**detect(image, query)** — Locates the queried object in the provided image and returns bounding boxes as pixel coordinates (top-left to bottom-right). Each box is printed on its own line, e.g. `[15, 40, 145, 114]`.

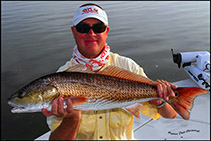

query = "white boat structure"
[171, 49, 210, 91]
[35, 50, 210, 140]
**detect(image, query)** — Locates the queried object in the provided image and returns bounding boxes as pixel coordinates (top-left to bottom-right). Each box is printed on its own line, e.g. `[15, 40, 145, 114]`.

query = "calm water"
[1, 1, 210, 140]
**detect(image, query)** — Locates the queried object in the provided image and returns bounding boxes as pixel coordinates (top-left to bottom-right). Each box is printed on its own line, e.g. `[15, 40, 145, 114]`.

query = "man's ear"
[105, 26, 110, 38]
[71, 26, 75, 38]
[106, 26, 110, 35]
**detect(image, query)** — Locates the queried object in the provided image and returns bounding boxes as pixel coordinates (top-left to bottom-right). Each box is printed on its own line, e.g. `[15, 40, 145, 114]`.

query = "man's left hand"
[149, 80, 178, 106]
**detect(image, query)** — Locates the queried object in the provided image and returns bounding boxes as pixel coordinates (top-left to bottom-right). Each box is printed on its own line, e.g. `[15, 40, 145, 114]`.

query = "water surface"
[1, 1, 210, 140]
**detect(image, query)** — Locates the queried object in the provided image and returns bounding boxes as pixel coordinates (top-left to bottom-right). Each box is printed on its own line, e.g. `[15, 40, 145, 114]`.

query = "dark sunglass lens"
[76, 24, 90, 33]
[93, 24, 106, 33]
[75, 23, 106, 33]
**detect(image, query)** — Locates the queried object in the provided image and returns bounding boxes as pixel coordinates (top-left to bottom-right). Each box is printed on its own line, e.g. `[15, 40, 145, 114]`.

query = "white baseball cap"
[73, 5, 108, 26]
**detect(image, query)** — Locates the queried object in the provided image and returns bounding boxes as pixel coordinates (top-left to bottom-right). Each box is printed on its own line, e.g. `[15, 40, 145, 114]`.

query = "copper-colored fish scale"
[44, 71, 158, 103]
[8, 65, 209, 119]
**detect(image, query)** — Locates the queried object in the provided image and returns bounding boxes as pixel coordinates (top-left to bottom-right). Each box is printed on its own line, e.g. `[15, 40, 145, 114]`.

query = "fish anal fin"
[124, 103, 143, 118]
[98, 66, 155, 85]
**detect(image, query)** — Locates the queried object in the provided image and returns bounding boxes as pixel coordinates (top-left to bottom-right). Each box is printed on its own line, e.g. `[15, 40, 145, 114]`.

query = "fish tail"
[168, 87, 208, 120]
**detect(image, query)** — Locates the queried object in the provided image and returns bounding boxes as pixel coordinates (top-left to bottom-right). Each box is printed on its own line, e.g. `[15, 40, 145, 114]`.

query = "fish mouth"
[8, 101, 26, 113]
[10, 105, 35, 113]
[8, 101, 49, 113]
[11, 107, 25, 112]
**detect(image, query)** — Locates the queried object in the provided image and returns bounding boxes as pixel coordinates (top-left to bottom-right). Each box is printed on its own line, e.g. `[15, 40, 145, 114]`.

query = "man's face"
[71, 18, 110, 58]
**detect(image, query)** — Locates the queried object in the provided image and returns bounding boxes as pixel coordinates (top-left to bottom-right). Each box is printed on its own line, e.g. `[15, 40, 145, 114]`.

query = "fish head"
[8, 81, 60, 113]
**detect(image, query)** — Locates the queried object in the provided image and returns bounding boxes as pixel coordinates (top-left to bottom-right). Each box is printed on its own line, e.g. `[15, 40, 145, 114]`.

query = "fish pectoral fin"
[123, 103, 143, 118]
[67, 96, 88, 106]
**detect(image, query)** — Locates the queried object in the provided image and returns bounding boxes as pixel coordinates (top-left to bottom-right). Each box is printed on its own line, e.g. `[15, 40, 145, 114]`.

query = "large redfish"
[8, 65, 209, 120]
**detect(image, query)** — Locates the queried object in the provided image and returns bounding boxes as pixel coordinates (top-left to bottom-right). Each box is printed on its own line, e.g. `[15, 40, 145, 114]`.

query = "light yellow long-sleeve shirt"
[46, 52, 161, 140]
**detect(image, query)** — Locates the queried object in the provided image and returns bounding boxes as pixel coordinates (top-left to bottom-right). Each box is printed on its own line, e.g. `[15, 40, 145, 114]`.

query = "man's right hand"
[42, 97, 81, 140]
[42, 97, 81, 119]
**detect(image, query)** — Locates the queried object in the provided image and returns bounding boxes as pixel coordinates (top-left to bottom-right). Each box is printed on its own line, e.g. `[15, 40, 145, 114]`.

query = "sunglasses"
[75, 23, 107, 33]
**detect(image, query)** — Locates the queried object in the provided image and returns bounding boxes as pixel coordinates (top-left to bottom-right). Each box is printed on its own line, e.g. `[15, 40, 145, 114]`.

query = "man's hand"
[42, 97, 81, 119]
[149, 80, 178, 118]
[156, 80, 177, 101]
[149, 80, 178, 106]
[42, 97, 81, 140]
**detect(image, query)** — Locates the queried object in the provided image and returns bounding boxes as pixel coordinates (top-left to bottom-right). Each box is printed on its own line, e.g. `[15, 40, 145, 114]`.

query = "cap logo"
[73, 5, 108, 26]
[82, 7, 98, 15]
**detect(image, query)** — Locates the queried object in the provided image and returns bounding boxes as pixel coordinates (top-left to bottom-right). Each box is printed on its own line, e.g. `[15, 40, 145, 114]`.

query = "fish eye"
[18, 91, 26, 98]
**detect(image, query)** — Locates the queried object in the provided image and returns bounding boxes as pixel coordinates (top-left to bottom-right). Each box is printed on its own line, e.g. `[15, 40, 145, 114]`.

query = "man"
[42, 3, 178, 140]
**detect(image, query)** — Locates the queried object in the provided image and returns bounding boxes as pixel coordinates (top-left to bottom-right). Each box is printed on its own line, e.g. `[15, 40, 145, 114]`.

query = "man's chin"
[85, 41, 98, 46]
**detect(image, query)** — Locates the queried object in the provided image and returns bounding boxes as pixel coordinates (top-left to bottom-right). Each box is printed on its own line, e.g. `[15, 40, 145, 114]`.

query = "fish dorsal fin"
[65, 64, 94, 74]
[65, 65, 155, 85]
[97, 66, 156, 85]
